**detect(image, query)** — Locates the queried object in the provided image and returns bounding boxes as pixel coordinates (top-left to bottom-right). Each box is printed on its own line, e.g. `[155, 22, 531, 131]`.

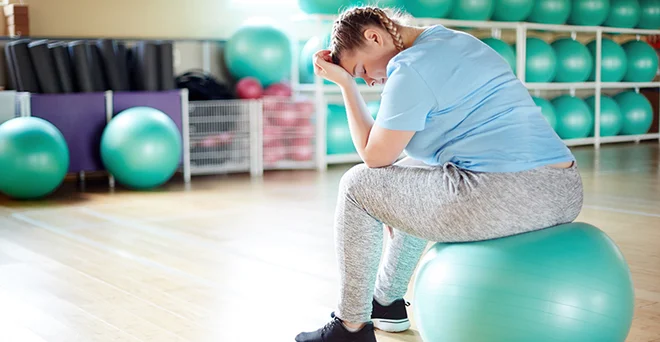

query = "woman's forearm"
[339, 82, 375, 159]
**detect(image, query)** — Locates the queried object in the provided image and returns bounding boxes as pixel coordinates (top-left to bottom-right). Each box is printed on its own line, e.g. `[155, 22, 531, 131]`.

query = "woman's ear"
[363, 28, 383, 47]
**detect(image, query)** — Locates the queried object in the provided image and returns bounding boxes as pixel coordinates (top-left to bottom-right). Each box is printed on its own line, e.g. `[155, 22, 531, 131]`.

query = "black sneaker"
[295, 317, 377, 342]
[371, 298, 411, 332]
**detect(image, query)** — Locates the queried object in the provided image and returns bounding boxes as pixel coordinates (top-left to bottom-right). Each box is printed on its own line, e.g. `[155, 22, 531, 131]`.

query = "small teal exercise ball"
[413, 222, 634, 342]
[605, 0, 642, 28]
[405, 0, 455, 18]
[298, 0, 351, 14]
[224, 23, 292, 87]
[587, 38, 628, 82]
[482, 38, 517, 74]
[568, 0, 610, 26]
[522, 37, 557, 82]
[552, 95, 594, 139]
[101, 107, 182, 190]
[614, 91, 654, 135]
[326, 105, 355, 155]
[532, 96, 557, 131]
[449, 0, 495, 20]
[552, 38, 593, 82]
[492, 0, 534, 21]
[639, 0, 660, 29]
[0, 117, 69, 199]
[585, 95, 624, 137]
[622, 40, 659, 82]
[528, 0, 571, 24]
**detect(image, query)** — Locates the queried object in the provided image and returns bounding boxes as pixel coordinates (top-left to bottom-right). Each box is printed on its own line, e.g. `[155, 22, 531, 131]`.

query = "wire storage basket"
[188, 99, 260, 176]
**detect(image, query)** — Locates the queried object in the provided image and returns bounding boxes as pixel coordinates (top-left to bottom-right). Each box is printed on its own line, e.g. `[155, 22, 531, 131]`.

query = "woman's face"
[338, 28, 399, 87]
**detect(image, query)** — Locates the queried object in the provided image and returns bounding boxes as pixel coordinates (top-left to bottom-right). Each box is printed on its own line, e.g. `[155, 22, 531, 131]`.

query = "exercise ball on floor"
[605, 0, 642, 28]
[101, 107, 182, 190]
[569, 0, 610, 26]
[622, 40, 659, 82]
[405, 0, 455, 18]
[299, 0, 351, 14]
[326, 104, 355, 155]
[413, 222, 634, 342]
[585, 95, 624, 137]
[552, 95, 594, 139]
[532, 96, 557, 131]
[482, 38, 516, 74]
[522, 38, 557, 82]
[0, 117, 69, 200]
[614, 91, 654, 135]
[552, 38, 593, 82]
[528, 0, 571, 24]
[587, 38, 628, 82]
[492, 0, 533, 21]
[639, 0, 660, 29]
[224, 23, 292, 87]
[449, 0, 494, 20]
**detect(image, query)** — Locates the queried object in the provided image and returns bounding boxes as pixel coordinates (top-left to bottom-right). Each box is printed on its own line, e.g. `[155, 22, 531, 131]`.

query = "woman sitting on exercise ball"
[296, 6, 583, 342]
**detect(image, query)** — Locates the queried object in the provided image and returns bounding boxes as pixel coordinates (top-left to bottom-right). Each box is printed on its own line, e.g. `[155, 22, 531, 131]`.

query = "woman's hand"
[313, 50, 353, 87]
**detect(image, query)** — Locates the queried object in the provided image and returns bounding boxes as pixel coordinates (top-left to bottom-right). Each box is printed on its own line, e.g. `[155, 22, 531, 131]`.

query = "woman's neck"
[399, 25, 427, 49]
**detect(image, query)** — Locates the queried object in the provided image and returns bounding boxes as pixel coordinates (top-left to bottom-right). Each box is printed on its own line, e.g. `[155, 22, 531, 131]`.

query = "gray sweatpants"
[334, 158, 583, 323]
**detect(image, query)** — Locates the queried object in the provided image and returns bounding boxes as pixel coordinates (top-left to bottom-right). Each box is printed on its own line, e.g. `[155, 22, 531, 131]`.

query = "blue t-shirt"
[375, 25, 575, 173]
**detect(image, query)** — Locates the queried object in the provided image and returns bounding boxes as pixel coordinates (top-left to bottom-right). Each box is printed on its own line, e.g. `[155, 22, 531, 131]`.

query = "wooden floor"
[0, 142, 659, 342]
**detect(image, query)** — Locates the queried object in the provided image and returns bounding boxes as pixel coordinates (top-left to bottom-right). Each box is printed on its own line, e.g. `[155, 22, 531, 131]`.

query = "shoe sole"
[372, 318, 410, 333]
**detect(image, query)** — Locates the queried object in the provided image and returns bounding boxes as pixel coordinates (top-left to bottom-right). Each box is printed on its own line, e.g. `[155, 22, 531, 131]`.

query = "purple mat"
[30, 93, 107, 172]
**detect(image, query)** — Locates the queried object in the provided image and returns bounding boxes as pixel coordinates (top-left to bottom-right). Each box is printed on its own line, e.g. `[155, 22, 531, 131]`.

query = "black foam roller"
[68, 41, 95, 93]
[158, 41, 175, 90]
[28, 40, 61, 94]
[4, 44, 19, 90]
[88, 43, 108, 91]
[135, 41, 159, 91]
[96, 39, 126, 91]
[127, 45, 138, 91]
[48, 42, 76, 93]
[116, 42, 131, 91]
[7, 40, 40, 93]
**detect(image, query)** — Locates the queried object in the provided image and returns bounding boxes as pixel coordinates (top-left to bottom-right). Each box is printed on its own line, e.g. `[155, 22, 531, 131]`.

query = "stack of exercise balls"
[327, 101, 379, 155]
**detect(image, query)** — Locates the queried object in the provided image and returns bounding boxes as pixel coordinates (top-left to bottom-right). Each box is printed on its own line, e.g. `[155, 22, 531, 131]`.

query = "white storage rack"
[289, 14, 660, 167]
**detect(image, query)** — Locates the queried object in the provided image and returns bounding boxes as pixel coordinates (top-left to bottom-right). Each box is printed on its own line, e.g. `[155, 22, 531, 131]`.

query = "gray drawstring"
[442, 162, 483, 196]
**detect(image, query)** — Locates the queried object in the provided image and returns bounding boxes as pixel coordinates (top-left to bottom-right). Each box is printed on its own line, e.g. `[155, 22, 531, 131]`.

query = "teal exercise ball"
[413, 222, 634, 342]
[350, 0, 404, 7]
[587, 38, 628, 82]
[326, 105, 355, 155]
[523, 38, 557, 82]
[405, 0, 454, 18]
[552, 38, 593, 82]
[639, 0, 660, 29]
[101, 107, 182, 190]
[528, 0, 571, 24]
[492, 0, 534, 21]
[585, 95, 624, 137]
[482, 38, 516, 73]
[449, 0, 495, 20]
[300, 34, 331, 84]
[552, 95, 594, 139]
[605, 0, 642, 28]
[299, 0, 351, 14]
[0, 117, 69, 200]
[622, 40, 659, 82]
[532, 96, 558, 131]
[614, 91, 654, 135]
[224, 23, 292, 87]
[569, 0, 610, 26]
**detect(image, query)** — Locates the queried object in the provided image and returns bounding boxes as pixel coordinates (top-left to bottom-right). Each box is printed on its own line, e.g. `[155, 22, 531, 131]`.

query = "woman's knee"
[338, 164, 374, 199]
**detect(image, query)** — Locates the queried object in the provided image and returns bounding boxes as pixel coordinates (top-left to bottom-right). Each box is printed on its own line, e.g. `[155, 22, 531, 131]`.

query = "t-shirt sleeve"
[375, 64, 437, 132]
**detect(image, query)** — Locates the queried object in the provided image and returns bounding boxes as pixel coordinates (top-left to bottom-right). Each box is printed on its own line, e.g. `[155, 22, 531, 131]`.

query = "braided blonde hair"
[330, 6, 409, 65]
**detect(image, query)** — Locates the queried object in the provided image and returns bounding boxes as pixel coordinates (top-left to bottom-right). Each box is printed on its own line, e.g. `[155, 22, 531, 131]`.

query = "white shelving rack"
[290, 14, 660, 166]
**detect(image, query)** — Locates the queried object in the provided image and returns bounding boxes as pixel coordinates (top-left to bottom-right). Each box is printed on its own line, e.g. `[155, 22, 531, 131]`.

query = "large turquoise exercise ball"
[300, 34, 331, 84]
[101, 107, 182, 190]
[492, 0, 534, 21]
[532, 96, 558, 131]
[523, 38, 557, 82]
[449, 0, 495, 20]
[299, 0, 351, 14]
[528, 0, 571, 24]
[351, 0, 404, 8]
[405, 0, 455, 18]
[552, 38, 593, 82]
[568, 0, 610, 26]
[639, 0, 660, 29]
[413, 222, 634, 342]
[224, 23, 292, 87]
[587, 38, 628, 82]
[585, 95, 624, 137]
[614, 91, 654, 135]
[622, 40, 659, 82]
[552, 95, 594, 139]
[0, 117, 69, 200]
[327, 105, 354, 155]
[482, 38, 516, 73]
[605, 0, 642, 28]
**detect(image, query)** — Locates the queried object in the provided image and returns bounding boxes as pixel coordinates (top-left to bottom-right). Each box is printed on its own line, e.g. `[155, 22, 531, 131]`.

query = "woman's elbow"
[363, 156, 395, 168]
